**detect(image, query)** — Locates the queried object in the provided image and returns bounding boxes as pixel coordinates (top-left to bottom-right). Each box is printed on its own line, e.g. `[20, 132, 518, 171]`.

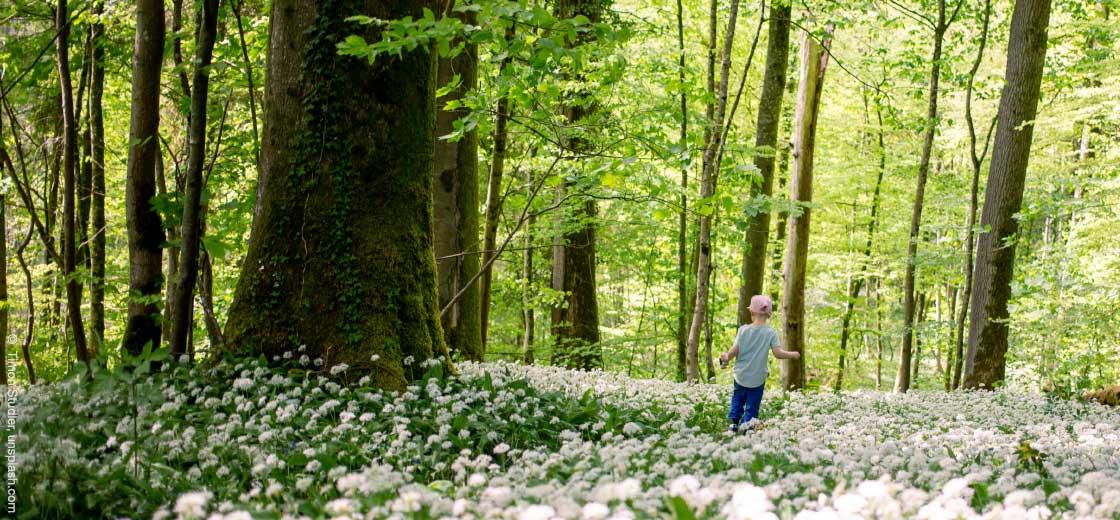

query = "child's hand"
[790, 351, 801, 360]
[719, 353, 729, 367]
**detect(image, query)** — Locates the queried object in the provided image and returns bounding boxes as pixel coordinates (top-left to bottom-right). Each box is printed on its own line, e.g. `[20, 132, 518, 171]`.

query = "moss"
[223, 0, 448, 389]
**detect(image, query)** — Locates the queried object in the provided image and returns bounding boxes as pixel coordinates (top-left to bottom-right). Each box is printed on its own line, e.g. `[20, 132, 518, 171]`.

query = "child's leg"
[740, 384, 765, 425]
[727, 382, 749, 426]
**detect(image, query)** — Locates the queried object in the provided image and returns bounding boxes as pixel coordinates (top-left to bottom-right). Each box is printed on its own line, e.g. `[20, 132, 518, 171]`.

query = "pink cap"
[749, 295, 773, 316]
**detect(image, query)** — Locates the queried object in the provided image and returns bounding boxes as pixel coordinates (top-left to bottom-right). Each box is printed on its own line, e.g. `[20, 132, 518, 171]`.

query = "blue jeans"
[728, 381, 765, 426]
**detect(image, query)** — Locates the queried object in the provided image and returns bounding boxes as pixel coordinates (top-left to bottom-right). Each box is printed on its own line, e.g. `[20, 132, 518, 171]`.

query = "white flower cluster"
[15, 359, 1120, 519]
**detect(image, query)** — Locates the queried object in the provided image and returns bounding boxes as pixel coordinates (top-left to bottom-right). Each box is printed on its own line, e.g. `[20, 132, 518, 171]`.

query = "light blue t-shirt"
[733, 324, 780, 388]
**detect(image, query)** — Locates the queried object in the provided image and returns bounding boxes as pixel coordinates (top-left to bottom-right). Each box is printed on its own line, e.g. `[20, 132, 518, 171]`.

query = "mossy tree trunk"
[964, 0, 1052, 390]
[224, 0, 447, 390]
[433, 10, 482, 361]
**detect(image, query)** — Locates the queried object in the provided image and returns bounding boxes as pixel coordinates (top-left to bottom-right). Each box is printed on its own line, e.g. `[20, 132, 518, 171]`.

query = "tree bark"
[522, 169, 535, 364]
[122, 0, 166, 356]
[964, 0, 1053, 390]
[780, 28, 830, 392]
[737, 1, 791, 323]
[169, 0, 220, 359]
[57, 0, 92, 368]
[897, 0, 956, 393]
[433, 13, 482, 361]
[674, 0, 689, 383]
[552, 0, 603, 370]
[911, 291, 928, 386]
[685, 0, 741, 382]
[224, 0, 446, 389]
[89, 0, 106, 354]
[954, 0, 992, 390]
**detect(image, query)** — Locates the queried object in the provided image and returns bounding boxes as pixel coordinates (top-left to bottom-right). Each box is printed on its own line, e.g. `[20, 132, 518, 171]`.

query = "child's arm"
[772, 347, 801, 360]
[769, 330, 801, 360]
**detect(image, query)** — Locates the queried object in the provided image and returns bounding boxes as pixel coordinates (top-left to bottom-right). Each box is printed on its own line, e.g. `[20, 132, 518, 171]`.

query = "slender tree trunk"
[169, 0, 220, 359]
[522, 168, 535, 364]
[872, 276, 883, 390]
[911, 291, 927, 385]
[231, 0, 260, 156]
[122, 0, 166, 356]
[954, 0, 992, 390]
[172, 0, 191, 100]
[89, 0, 106, 354]
[964, 0, 1053, 389]
[57, 0, 92, 368]
[14, 225, 36, 384]
[224, 0, 446, 389]
[897, 0, 956, 393]
[780, 28, 830, 392]
[686, 0, 741, 382]
[835, 96, 887, 391]
[944, 283, 957, 390]
[675, 0, 689, 383]
[480, 27, 515, 350]
[738, 1, 791, 322]
[433, 11, 482, 361]
[78, 35, 93, 279]
[199, 247, 223, 350]
[704, 279, 715, 382]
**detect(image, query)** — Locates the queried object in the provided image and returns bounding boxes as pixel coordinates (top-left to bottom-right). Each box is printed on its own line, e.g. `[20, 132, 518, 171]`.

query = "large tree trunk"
[685, 0, 741, 382]
[169, 0, 220, 359]
[780, 29, 830, 392]
[123, 0, 166, 356]
[552, 0, 603, 370]
[224, 0, 446, 389]
[89, 0, 107, 354]
[964, 0, 1053, 389]
[433, 17, 482, 361]
[954, 0, 992, 390]
[57, 0, 92, 368]
[737, 0, 791, 323]
[897, 0, 956, 393]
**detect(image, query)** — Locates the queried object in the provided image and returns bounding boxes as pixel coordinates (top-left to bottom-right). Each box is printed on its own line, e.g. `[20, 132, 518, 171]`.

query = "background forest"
[1, 0, 1118, 394]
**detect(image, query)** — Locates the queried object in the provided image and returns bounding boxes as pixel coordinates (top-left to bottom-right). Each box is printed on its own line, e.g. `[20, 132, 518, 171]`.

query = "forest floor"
[13, 357, 1120, 519]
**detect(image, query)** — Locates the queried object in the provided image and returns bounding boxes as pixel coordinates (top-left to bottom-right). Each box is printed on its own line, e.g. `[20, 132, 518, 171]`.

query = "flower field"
[13, 358, 1120, 519]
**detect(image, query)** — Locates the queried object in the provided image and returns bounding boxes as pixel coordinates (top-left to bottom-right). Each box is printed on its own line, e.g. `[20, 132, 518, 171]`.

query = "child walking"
[719, 295, 800, 433]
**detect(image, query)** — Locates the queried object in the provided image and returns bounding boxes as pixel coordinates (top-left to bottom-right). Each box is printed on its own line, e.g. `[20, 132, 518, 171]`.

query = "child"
[718, 295, 800, 433]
